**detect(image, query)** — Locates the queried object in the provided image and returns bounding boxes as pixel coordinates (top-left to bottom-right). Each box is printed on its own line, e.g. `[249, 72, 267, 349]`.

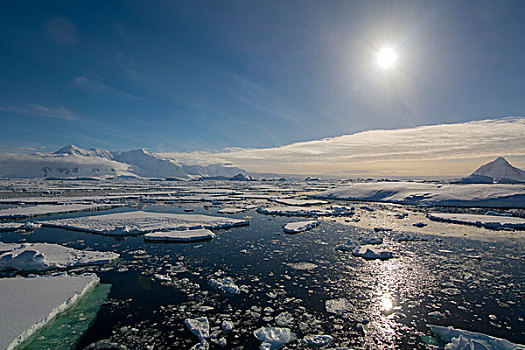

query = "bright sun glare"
[376, 47, 397, 69]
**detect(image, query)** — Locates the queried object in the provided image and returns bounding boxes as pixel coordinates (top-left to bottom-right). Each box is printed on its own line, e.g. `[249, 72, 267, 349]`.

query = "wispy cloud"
[73, 76, 145, 101]
[0, 104, 81, 121]
[160, 117, 525, 176]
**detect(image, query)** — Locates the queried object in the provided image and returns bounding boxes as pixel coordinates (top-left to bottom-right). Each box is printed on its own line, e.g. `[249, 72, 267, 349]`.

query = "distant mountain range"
[0, 145, 252, 180]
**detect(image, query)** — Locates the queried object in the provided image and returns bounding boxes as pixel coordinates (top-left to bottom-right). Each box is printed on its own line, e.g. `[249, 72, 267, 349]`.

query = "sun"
[376, 47, 398, 69]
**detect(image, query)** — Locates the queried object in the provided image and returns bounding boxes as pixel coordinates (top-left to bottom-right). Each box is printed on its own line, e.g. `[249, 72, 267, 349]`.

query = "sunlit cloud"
[160, 117, 525, 177]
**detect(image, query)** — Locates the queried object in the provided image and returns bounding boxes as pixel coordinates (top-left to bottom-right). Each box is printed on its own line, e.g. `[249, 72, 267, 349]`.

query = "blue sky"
[1, 0, 524, 154]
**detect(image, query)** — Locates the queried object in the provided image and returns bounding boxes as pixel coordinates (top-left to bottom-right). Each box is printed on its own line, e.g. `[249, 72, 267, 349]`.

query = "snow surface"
[0, 203, 122, 219]
[429, 325, 525, 350]
[42, 210, 249, 235]
[313, 182, 525, 208]
[253, 327, 297, 350]
[428, 213, 525, 230]
[0, 242, 119, 271]
[257, 206, 354, 217]
[144, 228, 216, 242]
[283, 220, 319, 233]
[0, 273, 99, 350]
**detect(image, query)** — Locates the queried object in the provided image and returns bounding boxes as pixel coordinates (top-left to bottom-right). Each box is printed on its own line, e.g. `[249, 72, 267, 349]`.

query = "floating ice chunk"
[0, 242, 119, 272]
[0, 273, 100, 350]
[217, 207, 247, 214]
[221, 320, 234, 334]
[428, 311, 445, 319]
[258, 206, 354, 217]
[335, 240, 358, 252]
[189, 341, 209, 350]
[283, 262, 318, 270]
[429, 325, 525, 350]
[209, 277, 241, 295]
[428, 213, 525, 230]
[144, 228, 216, 242]
[253, 327, 297, 350]
[271, 198, 328, 206]
[0, 204, 122, 219]
[352, 246, 393, 260]
[275, 312, 294, 326]
[283, 220, 319, 233]
[360, 237, 382, 245]
[42, 210, 249, 235]
[184, 317, 210, 341]
[303, 334, 333, 347]
[0, 222, 41, 232]
[325, 298, 352, 315]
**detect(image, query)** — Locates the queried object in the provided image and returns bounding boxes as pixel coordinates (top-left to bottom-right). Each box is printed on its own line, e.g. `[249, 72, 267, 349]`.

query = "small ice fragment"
[253, 327, 297, 349]
[303, 334, 333, 347]
[325, 298, 352, 315]
[184, 317, 210, 341]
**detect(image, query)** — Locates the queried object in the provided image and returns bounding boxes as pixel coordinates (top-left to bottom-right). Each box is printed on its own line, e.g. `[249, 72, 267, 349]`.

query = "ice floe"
[184, 317, 210, 341]
[42, 210, 248, 235]
[0, 203, 122, 219]
[209, 277, 242, 295]
[325, 298, 352, 315]
[428, 213, 525, 230]
[144, 228, 216, 242]
[253, 326, 297, 349]
[257, 206, 354, 217]
[429, 325, 525, 350]
[0, 273, 99, 350]
[303, 334, 333, 347]
[271, 198, 328, 206]
[217, 207, 247, 214]
[352, 245, 394, 260]
[0, 242, 119, 272]
[0, 222, 41, 232]
[283, 220, 319, 233]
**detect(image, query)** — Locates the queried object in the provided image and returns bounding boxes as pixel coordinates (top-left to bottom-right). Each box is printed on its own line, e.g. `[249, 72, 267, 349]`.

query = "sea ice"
[0, 222, 41, 232]
[271, 198, 328, 206]
[221, 320, 234, 333]
[144, 228, 216, 242]
[184, 317, 210, 341]
[217, 207, 247, 214]
[209, 277, 241, 295]
[0, 273, 100, 350]
[325, 298, 352, 315]
[303, 334, 333, 347]
[0, 242, 119, 272]
[427, 213, 525, 230]
[257, 206, 354, 217]
[253, 327, 297, 350]
[283, 220, 319, 233]
[275, 312, 294, 326]
[0, 203, 122, 219]
[352, 246, 394, 260]
[429, 325, 525, 350]
[42, 210, 249, 235]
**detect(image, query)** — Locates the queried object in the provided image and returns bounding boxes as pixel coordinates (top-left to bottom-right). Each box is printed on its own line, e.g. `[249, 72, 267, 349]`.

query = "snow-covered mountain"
[0, 145, 249, 179]
[471, 157, 525, 182]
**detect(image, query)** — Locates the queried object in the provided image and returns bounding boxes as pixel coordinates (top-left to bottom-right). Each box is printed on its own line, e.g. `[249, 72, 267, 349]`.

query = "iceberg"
[184, 317, 210, 341]
[209, 277, 241, 295]
[253, 327, 297, 350]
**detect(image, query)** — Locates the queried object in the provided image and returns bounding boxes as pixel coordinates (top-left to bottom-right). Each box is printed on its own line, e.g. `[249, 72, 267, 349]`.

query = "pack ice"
[0, 242, 119, 272]
[428, 213, 525, 230]
[144, 228, 216, 242]
[42, 210, 249, 235]
[0, 203, 122, 219]
[430, 325, 525, 350]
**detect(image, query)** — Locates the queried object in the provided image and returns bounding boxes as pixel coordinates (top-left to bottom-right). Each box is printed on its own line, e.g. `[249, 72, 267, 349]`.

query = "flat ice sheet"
[42, 210, 249, 235]
[428, 213, 525, 230]
[0, 204, 121, 219]
[0, 242, 119, 271]
[0, 273, 99, 350]
[144, 229, 216, 242]
[313, 182, 525, 208]
[271, 198, 328, 206]
[257, 206, 354, 217]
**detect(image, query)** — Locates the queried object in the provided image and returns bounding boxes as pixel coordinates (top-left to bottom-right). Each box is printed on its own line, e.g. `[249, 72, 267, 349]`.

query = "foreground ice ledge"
[41, 210, 249, 235]
[0, 273, 100, 350]
[429, 325, 525, 350]
[0, 242, 119, 272]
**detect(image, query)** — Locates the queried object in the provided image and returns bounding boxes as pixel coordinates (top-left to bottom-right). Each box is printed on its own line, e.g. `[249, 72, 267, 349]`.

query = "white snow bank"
[0, 242, 119, 272]
[352, 245, 394, 260]
[144, 228, 216, 242]
[257, 206, 354, 217]
[428, 213, 525, 230]
[253, 327, 297, 349]
[283, 220, 319, 233]
[0, 273, 99, 350]
[0, 203, 122, 219]
[42, 210, 249, 235]
[429, 325, 525, 350]
[271, 198, 328, 206]
[313, 182, 525, 208]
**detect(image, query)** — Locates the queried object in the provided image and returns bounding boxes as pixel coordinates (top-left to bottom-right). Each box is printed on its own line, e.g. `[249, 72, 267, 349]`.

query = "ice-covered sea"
[0, 179, 524, 349]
